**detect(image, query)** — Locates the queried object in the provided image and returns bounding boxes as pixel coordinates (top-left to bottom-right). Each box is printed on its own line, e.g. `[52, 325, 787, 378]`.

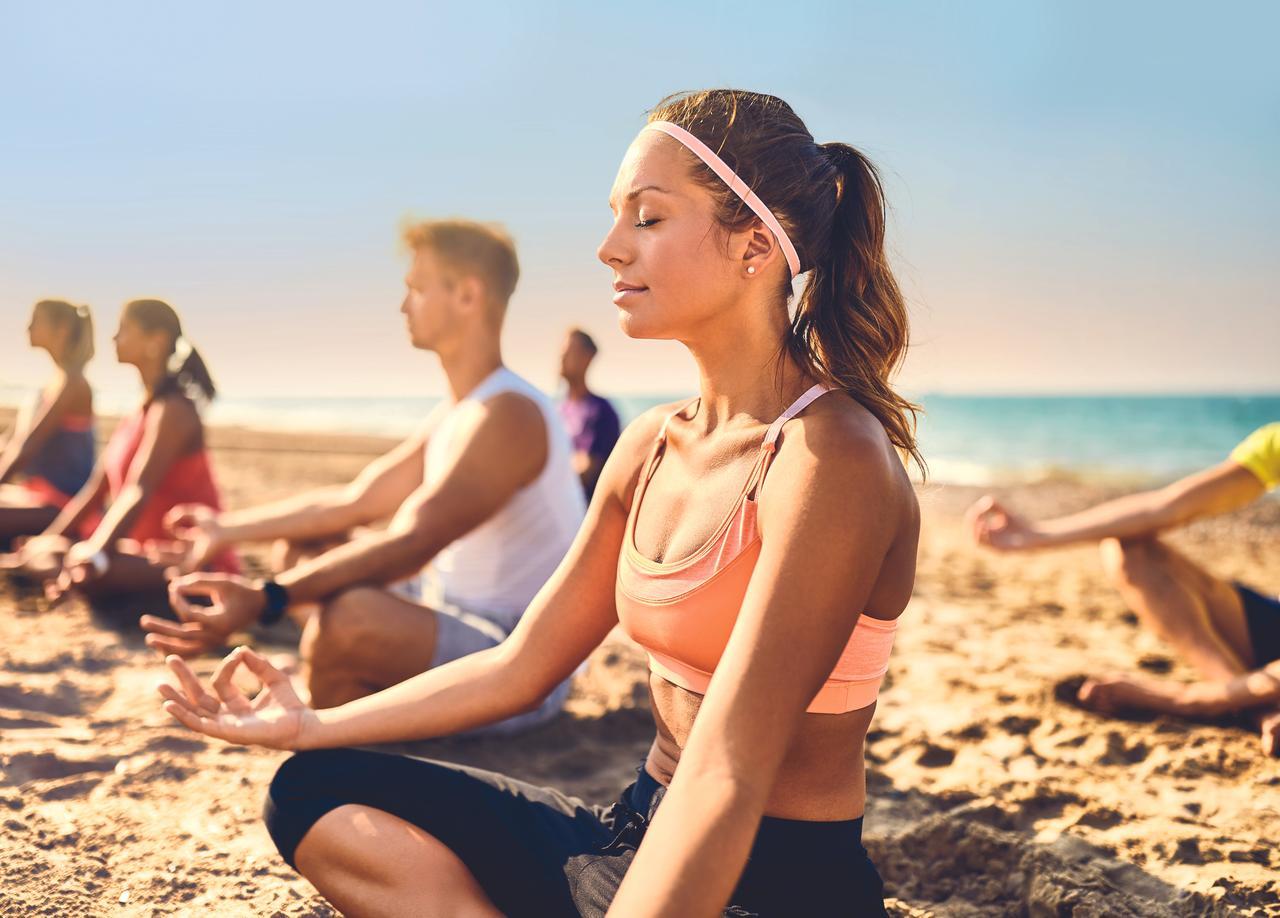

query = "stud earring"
[746, 266, 756, 275]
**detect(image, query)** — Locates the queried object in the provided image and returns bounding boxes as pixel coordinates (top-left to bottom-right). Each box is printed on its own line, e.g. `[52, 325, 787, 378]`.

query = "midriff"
[643, 674, 875, 820]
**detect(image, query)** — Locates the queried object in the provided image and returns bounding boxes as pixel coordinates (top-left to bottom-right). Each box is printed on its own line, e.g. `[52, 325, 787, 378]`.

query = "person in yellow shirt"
[967, 423, 1280, 755]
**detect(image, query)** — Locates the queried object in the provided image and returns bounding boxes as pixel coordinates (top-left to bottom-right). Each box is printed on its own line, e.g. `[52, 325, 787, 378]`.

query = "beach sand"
[1, 410, 1277, 915]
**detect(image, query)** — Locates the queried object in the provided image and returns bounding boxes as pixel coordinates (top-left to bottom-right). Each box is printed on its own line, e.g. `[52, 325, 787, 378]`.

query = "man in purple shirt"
[558, 328, 621, 499]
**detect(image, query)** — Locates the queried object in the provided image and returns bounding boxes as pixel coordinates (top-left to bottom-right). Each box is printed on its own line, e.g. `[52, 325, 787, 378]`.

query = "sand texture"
[1, 414, 1277, 916]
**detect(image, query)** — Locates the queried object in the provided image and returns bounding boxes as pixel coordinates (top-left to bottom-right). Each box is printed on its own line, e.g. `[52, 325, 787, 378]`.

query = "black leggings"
[264, 748, 887, 917]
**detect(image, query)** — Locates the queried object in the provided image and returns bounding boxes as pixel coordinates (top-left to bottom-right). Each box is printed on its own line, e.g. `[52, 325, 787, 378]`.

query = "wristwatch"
[259, 580, 291, 626]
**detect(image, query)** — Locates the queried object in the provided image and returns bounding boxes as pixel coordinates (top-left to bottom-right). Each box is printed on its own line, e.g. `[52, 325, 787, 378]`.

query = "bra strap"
[762, 384, 833, 453]
[657, 397, 700, 443]
[642, 397, 699, 488]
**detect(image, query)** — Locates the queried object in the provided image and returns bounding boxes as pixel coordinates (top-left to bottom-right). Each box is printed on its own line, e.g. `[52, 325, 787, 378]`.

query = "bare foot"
[1077, 675, 1134, 714]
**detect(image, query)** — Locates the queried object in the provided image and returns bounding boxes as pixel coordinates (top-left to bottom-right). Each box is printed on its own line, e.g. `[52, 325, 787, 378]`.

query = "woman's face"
[597, 132, 746, 341]
[112, 314, 163, 367]
[27, 307, 58, 350]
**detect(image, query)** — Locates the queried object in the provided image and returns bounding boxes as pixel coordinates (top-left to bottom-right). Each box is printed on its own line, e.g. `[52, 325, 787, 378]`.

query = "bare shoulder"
[144, 393, 203, 449]
[765, 391, 918, 515]
[149, 392, 201, 428]
[597, 400, 689, 508]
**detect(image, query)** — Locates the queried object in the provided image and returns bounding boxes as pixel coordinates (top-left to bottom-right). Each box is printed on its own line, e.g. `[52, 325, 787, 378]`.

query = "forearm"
[276, 525, 437, 607]
[0, 442, 23, 483]
[608, 771, 759, 917]
[47, 479, 104, 538]
[304, 642, 545, 748]
[0, 417, 56, 483]
[1032, 489, 1174, 548]
[217, 486, 367, 545]
[85, 485, 148, 550]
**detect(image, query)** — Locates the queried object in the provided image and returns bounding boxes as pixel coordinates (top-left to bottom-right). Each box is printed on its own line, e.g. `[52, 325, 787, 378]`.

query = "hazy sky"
[2, 1, 1277, 401]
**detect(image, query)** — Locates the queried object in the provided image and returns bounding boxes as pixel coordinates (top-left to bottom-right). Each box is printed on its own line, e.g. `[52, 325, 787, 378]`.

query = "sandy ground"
[1, 411, 1277, 916]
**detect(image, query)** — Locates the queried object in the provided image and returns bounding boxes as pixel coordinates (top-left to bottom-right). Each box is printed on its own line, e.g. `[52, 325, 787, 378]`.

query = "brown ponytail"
[647, 90, 924, 474]
[123, 299, 218, 403]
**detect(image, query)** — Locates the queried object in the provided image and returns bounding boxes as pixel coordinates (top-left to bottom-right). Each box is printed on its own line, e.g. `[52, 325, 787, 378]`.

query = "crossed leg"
[294, 805, 502, 918]
[1097, 536, 1253, 678]
[300, 586, 440, 708]
[1082, 536, 1280, 754]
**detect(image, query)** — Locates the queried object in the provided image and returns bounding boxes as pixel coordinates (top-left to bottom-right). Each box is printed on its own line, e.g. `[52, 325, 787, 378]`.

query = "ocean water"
[2, 383, 1275, 486]
[915, 394, 1279, 485]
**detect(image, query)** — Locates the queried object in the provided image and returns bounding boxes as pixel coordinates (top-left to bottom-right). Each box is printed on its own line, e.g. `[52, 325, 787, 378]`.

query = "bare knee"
[294, 805, 500, 917]
[1099, 537, 1164, 586]
[303, 588, 386, 706]
[311, 588, 386, 656]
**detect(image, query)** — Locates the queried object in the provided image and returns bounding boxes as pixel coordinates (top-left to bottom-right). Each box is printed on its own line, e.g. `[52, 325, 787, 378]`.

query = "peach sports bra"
[615, 385, 899, 715]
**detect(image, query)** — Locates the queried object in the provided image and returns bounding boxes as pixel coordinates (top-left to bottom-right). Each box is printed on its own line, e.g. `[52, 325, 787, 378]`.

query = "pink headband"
[644, 120, 802, 277]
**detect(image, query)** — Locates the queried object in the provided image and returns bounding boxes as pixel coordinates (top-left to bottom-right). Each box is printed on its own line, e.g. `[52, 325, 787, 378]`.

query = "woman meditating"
[3, 298, 237, 604]
[0, 300, 96, 546]
[157, 89, 921, 916]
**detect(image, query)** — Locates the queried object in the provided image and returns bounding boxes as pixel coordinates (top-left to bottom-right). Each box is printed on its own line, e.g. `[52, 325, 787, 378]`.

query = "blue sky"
[2, 1, 1277, 400]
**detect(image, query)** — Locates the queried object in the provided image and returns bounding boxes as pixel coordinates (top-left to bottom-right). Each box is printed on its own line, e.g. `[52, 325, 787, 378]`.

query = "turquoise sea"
[2, 385, 1276, 486]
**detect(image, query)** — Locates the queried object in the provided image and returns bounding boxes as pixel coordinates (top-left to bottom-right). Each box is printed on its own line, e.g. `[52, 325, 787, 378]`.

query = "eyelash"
[635, 218, 660, 228]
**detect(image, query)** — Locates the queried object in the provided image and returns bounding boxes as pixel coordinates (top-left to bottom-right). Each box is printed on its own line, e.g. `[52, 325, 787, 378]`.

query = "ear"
[456, 275, 487, 315]
[741, 220, 779, 276]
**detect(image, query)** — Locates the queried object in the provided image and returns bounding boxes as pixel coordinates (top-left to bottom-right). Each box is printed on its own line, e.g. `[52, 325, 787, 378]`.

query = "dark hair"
[568, 327, 598, 356]
[648, 90, 923, 474]
[123, 299, 217, 403]
[34, 299, 95, 370]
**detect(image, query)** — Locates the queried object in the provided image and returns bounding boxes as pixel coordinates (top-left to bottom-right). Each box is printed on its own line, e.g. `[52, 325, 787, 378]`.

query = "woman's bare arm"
[159, 408, 672, 750]
[0, 378, 82, 484]
[608, 411, 914, 917]
[79, 397, 200, 553]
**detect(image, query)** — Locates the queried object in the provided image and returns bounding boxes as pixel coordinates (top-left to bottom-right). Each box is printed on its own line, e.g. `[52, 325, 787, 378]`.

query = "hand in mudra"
[157, 646, 315, 750]
[965, 494, 1042, 551]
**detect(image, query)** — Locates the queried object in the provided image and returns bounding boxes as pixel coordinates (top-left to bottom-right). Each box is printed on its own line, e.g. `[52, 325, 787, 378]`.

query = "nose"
[596, 218, 629, 268]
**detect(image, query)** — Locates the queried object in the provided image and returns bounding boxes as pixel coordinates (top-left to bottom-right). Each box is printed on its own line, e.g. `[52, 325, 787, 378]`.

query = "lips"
[612, 280, 647, 293]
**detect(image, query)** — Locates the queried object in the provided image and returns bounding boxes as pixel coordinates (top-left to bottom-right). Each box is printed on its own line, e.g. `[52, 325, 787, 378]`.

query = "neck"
[682, 298, 810, 435]
[44, 349, 69, 376]
[138, 359, 168, 400]
[565, 376, 591, 400]
[436, 331, 504, 402]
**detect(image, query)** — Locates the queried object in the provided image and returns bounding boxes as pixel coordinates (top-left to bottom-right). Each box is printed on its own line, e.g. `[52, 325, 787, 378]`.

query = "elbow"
[671, 754, 770, 807]
[396, 521, 441, 562]
[489, 639, 571, 716]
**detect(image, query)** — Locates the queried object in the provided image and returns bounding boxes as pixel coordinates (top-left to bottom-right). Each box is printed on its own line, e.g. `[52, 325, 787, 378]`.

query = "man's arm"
[275, 392, 547, 607]
[970, 459, 1266, 551]
[155, 407, 672, 748]
[213, 427, 431, 545]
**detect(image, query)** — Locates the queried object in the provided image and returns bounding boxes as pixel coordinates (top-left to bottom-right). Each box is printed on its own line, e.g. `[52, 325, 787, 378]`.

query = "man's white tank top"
[420, 366, 586, 629]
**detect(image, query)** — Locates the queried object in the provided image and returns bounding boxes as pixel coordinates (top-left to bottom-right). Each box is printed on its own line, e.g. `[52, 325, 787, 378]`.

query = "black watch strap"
[260, 580, 291, 627]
